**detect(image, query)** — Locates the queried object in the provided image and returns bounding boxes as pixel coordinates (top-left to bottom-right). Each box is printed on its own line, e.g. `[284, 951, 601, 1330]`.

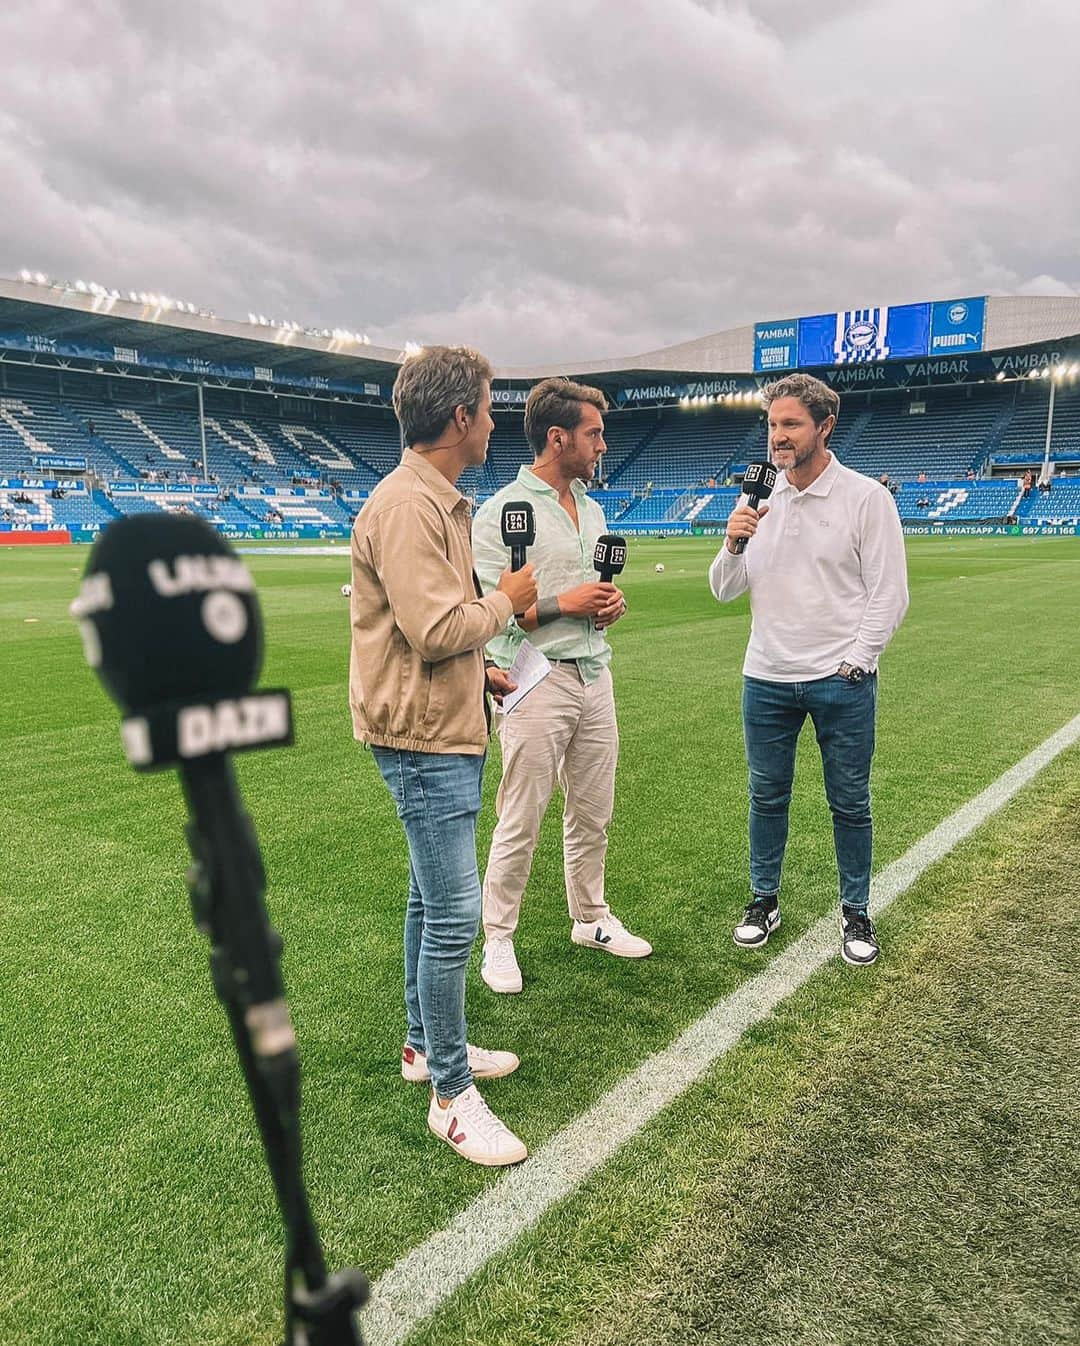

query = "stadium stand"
[2, 347, 1079, 540]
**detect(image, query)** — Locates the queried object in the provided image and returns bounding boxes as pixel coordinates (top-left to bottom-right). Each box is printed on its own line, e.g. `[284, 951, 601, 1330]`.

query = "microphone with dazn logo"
[501, 500, 536, 617]
[732, 461, 777, 555]
[593, 534, 628, 630]
[593, 533, 627, 583]
[70, 513, 367, 1346]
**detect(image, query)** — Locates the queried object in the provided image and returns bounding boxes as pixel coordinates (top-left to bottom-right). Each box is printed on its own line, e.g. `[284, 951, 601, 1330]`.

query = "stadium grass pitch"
[1, 536, 1078, 1346]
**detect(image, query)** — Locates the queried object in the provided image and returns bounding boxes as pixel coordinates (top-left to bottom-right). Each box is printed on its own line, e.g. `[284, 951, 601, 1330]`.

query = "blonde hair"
[392, 345, 493, 447]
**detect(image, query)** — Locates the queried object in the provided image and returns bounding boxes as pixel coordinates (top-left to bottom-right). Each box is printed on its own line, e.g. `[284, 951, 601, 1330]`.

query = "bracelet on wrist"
[535, 595, 562, 626]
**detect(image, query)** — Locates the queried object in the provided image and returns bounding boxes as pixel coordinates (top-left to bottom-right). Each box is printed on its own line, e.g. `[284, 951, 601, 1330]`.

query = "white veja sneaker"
[427, 1084, 528, 1166]
[481, 937, 523, 993]
[571, 914, 653, 959]
[401, 1042, 520, 1083]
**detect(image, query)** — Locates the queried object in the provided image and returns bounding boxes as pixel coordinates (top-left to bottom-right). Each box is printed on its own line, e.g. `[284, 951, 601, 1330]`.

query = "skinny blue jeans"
[742, 674, 877, 911]
[371, 747, 485, 1099]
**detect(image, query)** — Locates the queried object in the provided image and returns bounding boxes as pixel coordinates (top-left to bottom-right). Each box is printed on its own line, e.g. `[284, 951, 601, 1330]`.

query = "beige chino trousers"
[482, 664, 618, 942]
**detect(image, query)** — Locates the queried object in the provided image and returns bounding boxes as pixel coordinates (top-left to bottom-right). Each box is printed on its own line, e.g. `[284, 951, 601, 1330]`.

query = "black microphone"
[732, 460, 777, 555]
[70, 513, 366, 1345]
[500, 500, 536, 571]
[593, 533, 627, 584]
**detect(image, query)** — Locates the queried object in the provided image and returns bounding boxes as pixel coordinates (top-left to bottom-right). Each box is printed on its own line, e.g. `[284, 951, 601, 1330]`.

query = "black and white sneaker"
[733, 898, 781, 949]
[840, 906, 879, 966]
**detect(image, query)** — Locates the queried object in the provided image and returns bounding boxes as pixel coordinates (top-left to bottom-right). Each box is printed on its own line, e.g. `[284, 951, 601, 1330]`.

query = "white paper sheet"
[498, 638, 552, 714]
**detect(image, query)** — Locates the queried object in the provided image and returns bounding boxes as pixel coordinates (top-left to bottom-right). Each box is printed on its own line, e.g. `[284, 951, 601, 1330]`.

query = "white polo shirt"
[709, 453, 909, 682]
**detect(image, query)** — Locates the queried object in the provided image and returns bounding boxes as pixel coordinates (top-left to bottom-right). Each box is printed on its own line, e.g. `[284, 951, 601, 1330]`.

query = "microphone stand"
[181, 755, 368, 1346]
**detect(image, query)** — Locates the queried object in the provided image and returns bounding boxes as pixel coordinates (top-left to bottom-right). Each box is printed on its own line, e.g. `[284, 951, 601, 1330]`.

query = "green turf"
[1, 536, 1077, 1345]
[413, 745, 1080, 1346]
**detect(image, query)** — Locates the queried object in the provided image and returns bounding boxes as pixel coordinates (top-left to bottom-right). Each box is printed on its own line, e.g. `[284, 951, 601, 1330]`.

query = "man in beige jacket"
[350, 345, 536, 1166]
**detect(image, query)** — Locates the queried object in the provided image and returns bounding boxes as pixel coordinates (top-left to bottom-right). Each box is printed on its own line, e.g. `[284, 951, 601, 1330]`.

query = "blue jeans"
[742, 674, 877, 911]
[371, 747, 485, 1099]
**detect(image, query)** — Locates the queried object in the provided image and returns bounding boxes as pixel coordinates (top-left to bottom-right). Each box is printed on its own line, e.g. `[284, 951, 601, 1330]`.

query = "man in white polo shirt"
[473, 377, 652, 993]
[710, 372, 908, 966]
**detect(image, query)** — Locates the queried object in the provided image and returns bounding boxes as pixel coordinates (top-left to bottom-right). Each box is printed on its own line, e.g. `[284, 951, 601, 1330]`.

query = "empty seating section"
[0, 392, 100, 474]
[993, 384, 1080, 465]
[1, 369, 1078, 536]
[894, 480, 1020, 522]
[615, 408, 759, 489]
[835, 388, 1004, 480]
[1021, 478, 1080, 522]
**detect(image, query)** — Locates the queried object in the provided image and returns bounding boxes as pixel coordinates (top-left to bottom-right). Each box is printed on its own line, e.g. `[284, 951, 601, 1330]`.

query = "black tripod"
[182, 758, 368, 1346]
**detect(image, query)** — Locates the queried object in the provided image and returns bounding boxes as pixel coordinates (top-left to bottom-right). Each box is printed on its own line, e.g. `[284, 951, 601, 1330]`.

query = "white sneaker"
[401, 1042, 520, 1083]
[571, 914, 652, 959]
[427, 1084, 528, 1166]
[481, 937, 523, 993]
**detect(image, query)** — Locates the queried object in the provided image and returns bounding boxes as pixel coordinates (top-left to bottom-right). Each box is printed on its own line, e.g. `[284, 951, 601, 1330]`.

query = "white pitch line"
[362, 710, 1080, 1346]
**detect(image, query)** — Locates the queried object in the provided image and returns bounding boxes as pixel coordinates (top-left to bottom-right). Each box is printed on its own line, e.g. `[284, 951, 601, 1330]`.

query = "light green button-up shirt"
[472, 466, 613, 686]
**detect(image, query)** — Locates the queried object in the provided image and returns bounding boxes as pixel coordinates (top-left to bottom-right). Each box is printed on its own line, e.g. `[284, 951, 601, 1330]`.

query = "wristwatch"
[837, 661, 866, 683]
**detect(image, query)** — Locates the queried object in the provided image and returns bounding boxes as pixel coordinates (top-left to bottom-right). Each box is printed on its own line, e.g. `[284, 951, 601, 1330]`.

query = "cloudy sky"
[2, 0, 1077, 365]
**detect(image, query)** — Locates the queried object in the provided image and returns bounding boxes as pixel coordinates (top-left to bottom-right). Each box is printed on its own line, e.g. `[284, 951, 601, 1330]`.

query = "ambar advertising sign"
[753, 319, 798, 372]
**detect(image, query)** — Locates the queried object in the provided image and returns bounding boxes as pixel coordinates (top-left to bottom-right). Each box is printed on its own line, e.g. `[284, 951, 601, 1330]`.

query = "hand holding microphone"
[592, 534, 628, 629]
[727, 461, 777, 555]
[499, 500, 538, 618]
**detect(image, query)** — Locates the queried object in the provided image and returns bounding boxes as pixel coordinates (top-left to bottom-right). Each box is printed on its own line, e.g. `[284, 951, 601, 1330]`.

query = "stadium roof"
[2, 276, 1078, 389]
[0, 276, 404, 387]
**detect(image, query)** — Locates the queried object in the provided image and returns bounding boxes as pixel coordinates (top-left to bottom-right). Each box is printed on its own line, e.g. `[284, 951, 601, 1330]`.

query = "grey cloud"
[1, 0, 1077, 364]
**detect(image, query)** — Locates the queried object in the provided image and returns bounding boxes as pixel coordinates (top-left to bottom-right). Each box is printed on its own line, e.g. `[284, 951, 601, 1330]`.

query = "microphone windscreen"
[742, 461, 777, 500]
[593, 534, 628, 576]
[72, 514, 262, 715]
[500, 500, 536, 548]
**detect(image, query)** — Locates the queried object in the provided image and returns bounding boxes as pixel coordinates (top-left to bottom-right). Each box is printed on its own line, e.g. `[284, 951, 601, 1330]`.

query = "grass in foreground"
[0, 536, 1077, 1344]
[414, 749, 1080, 1346]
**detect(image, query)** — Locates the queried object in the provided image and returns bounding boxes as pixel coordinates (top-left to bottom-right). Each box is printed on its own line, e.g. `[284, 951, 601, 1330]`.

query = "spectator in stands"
[710, 372, 908, 968]
[473, 377, 650, 999]
[965, 468, 976, 480]
[917, 470, 927, 484]
[349, 344, 536, 1167]
[1022, 469, 1034, 497]
[878, 472, 890, 490]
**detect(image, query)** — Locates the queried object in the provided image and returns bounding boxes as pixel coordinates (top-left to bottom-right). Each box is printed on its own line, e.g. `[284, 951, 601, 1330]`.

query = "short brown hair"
[762, 372, 840, 440]
[523, 377, 608, 456]
[392, 345, 493, 448]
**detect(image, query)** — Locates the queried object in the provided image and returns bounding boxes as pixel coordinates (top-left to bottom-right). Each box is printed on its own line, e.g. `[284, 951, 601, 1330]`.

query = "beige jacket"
[349, 449, 513, 754]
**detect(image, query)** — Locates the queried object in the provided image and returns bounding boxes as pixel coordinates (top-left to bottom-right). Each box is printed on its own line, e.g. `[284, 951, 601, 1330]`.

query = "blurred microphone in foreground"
[71, 512, 367, 1346]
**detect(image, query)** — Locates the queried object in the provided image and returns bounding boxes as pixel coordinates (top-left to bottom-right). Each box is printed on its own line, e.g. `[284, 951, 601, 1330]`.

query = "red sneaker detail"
[447, 1117, 466, 1145]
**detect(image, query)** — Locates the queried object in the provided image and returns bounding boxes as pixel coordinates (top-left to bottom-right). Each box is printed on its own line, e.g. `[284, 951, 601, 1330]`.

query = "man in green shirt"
[473, 378, 653, 993]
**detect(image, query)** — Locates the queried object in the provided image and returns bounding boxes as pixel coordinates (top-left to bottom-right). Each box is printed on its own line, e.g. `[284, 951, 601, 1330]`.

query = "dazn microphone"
[501, 500, 536, 618]
[500, 499, 536, 571]
[593, 533, 627, 584]
[732, 461, 777, 555]
[71, 513, 366, 1346]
